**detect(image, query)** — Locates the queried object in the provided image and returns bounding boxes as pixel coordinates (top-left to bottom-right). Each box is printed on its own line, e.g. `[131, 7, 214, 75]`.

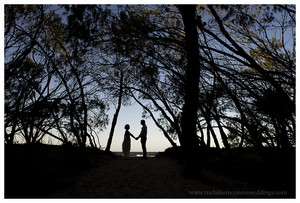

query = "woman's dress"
[122, 130, 131, 157]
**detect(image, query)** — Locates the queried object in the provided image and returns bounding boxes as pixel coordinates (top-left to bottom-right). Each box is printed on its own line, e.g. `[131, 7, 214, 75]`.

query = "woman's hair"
[125, 124, 130, 130]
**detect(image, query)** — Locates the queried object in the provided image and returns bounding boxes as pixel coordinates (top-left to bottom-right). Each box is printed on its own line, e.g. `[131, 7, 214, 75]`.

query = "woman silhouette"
[122, 124, 136, 158]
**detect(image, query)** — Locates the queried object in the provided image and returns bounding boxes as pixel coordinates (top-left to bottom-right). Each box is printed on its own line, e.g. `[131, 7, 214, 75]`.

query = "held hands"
[130, 134, 138, 140]
[131, 135, 139, 140]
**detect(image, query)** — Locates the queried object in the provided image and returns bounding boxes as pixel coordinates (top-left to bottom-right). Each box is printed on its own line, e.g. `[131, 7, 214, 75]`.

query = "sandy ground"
[50, 156, 257, 198]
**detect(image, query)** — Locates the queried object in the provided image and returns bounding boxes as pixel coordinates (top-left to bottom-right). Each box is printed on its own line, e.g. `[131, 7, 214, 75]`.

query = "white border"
[1, 1, 298, 202]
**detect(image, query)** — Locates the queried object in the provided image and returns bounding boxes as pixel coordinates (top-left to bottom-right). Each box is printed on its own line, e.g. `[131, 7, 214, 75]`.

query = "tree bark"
[178, 5, 202, 178]
[105, 70, 124, 152]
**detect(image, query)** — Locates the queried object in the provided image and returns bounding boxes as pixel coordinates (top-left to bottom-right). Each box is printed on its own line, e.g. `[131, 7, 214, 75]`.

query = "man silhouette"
[136, 120, 147, 159]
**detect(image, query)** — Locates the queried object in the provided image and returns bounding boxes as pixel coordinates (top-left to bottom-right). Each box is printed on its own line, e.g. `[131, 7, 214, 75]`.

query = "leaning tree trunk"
[178, 5, 202, 178]
[105, 70, 124, 152]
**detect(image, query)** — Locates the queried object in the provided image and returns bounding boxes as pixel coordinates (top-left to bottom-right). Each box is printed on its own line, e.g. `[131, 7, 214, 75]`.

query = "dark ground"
[4, 144, 296, 198]
[5, 143, 113, 198]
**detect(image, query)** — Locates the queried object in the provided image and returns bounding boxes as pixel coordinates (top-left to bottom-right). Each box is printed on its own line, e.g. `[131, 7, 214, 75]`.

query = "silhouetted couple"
[122, 120, 147, 159]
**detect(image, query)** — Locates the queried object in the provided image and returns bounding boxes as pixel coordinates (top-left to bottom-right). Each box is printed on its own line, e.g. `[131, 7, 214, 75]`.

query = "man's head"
[140, 120, 145, 125]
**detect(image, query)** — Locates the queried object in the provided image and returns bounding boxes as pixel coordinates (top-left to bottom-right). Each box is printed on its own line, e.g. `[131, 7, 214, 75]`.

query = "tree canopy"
[5, 4, 295, 150]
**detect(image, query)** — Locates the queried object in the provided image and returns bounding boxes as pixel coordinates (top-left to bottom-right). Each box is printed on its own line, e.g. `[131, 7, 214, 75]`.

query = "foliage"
[5, 4, 295, 149]
[5, 5, 108, 147]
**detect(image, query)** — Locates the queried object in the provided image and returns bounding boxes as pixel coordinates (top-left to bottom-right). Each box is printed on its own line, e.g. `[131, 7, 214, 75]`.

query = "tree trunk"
[206, 123, 211, 148]
[208, 5, 294, 116]
[178, 5, 202, 178]
[105, 70, 124, 152]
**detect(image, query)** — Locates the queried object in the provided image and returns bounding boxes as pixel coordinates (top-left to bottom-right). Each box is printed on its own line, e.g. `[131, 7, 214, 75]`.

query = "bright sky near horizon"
[101, 102, 180, 152]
